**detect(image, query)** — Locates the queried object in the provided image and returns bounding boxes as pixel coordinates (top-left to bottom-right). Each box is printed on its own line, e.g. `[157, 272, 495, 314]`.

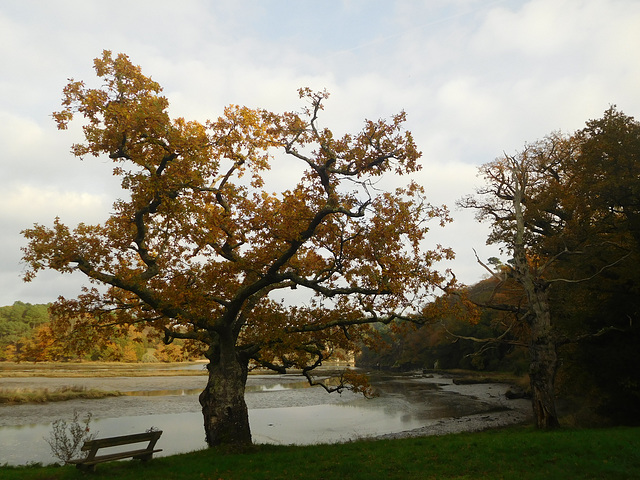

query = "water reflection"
[0, 401, 439, 466]
[246, 380, 312, 392]
[0, 414, 205, 466]
[120, 378, 315, 396]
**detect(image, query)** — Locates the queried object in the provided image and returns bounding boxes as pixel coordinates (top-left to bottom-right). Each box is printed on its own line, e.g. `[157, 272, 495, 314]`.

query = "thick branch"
[284, 272, 389, 298]
[300, 350, 352, 394]
[72, 255, 206, 331]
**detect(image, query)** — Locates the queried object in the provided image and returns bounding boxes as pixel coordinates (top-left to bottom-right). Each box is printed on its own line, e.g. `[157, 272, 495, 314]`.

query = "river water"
[0, 371, 519, 466]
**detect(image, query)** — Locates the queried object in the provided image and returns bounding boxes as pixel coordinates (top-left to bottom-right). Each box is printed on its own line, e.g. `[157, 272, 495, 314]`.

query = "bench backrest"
[82, 430, 163, 451]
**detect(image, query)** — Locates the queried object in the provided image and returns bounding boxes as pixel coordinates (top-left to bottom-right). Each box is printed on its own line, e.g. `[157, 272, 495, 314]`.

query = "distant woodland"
[1, 292, 523, 369]
[0, 301, 195, 363]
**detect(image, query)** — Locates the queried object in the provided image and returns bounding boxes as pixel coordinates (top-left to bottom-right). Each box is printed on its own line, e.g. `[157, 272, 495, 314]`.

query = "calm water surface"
[0, 373, 491, 466]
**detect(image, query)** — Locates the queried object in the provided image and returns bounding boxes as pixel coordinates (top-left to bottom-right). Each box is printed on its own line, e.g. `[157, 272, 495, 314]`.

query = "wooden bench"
[69, 430, 163, 471]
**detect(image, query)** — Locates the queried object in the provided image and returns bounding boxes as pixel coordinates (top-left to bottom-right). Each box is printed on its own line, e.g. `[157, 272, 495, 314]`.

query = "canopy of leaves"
[22, 51, 453, 378]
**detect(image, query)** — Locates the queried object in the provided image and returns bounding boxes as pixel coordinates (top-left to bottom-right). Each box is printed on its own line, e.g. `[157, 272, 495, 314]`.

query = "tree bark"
[518, 272, 561, 428]
[525, 279, 560, 428]
[529, 329, 560, 429]
[199, 335, 252, 447]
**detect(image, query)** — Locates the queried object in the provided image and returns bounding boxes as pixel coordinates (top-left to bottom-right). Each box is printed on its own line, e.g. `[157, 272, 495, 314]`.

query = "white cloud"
[2, 185, 109, 225]
[476, 0, 640, 59]
[0, 113, 47, 158]
[417, 160, 502, 283]
[0, 185, 111, 306]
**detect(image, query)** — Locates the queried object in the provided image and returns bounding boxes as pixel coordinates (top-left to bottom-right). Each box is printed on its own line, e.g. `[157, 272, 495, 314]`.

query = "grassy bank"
[1, 426, 638, 480]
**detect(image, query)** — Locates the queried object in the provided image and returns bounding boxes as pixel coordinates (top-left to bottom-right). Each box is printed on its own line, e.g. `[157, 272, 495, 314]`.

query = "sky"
[1, 0, 639, 306]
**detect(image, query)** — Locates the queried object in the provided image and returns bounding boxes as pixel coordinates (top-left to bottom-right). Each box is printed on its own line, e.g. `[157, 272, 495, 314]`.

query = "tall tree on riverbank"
[459, 108, 640, 428]
[21, 51, 453, 446]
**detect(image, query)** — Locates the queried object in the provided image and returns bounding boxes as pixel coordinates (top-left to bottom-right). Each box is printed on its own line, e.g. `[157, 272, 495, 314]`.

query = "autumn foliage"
[21, 51, 453, 446]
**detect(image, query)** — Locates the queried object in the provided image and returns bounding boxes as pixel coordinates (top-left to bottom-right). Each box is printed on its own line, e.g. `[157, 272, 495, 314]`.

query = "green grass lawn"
[1, 426, 638, 480]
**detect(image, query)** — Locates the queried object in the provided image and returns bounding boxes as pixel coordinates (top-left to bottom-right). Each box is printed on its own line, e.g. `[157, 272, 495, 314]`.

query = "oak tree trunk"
[199, 336, 251, 447]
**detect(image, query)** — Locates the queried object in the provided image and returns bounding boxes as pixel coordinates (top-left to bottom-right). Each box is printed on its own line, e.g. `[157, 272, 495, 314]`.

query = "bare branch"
[285, 312, 404, 334]
[547, 251, 632, 284]
[473, 248, 507, 282]
[440, 319, 527, 348]
[556, 325, 627, 347]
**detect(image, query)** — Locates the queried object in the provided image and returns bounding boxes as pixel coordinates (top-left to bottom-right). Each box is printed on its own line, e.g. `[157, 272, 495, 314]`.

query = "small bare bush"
[45, 410, 97, 464]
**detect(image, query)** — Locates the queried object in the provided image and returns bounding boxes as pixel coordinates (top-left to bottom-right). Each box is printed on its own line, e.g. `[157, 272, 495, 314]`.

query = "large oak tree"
[22, 51, 453, 446]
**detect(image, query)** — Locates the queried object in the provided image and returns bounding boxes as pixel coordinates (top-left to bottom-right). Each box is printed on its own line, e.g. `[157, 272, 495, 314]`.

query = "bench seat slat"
[81, 431, 162, 450]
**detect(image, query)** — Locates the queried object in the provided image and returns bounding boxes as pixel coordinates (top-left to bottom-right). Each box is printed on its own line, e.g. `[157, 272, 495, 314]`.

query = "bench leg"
[133, 453, 153, 462]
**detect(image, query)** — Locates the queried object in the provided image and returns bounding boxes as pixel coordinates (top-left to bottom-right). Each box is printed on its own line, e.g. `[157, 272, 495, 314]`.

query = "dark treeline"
[358, 271, 640, 428]
[359, 108, 640, 429]
[357, 278, 529, 374]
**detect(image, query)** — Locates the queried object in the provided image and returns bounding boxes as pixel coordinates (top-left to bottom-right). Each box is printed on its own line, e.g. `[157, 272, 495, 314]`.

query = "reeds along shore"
[0, 386, 121, 404]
